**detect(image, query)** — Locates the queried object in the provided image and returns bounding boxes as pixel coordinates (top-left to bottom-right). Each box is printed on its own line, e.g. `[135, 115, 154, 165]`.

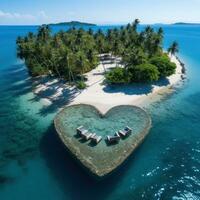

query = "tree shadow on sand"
[39, 124, 147, 200]
[103, 78, 170, 96]
[34, 89, 79, 116]
[2, 64, 80, 117]
[28, 77, 81, 116]
[5, 65, 80, 116]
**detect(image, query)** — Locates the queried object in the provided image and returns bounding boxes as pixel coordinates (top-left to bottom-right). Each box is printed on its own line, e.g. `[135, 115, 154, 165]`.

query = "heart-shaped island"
[54, 104, 151, 178]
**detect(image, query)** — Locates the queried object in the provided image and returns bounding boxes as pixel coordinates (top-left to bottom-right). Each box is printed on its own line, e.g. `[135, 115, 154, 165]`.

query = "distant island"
[173, 22, 200, 25]
[48, 21, 97, 26]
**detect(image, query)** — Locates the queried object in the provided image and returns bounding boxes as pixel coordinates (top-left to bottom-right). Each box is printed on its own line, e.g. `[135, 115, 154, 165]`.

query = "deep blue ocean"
[0, 24, 199, 200]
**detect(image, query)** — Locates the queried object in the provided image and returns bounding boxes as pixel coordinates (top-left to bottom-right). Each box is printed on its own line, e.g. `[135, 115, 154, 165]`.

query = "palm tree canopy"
[168, 41, 179, 55]
[16, 19, 177, 83]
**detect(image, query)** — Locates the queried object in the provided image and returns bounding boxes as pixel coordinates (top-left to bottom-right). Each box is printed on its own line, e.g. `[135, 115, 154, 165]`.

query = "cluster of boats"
[76, 126, 132, 145]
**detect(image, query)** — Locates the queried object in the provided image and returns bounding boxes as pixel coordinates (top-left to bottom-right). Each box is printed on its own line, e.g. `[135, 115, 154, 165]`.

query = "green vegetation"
[105, 67, 129, 84]
[76, 81, 87, 90]
[168, 41, 179, 57]
[150, 54, 176, 77]
[129, 63, 160, 83]
[49, 21, 97, 26]
[16, 19, 178, 85]
[16, 25, 99, 82]
[173, 22, 200, 26]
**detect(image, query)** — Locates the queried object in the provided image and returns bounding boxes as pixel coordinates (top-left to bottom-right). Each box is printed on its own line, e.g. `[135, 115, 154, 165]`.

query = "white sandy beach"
[34, 55, 185, 113]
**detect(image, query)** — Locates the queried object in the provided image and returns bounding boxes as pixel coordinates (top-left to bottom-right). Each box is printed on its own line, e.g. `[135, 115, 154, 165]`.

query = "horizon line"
[0, 21, 200, 26]
[0, 23, 177, 26]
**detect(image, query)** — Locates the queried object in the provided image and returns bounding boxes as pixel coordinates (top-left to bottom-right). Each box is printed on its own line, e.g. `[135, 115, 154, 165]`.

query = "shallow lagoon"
[54, 104, 151, 177]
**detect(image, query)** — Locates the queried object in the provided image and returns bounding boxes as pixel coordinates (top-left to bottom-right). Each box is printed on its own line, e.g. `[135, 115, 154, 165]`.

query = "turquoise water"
[55, 105, 149, 138]
[0, 25, 199, 199]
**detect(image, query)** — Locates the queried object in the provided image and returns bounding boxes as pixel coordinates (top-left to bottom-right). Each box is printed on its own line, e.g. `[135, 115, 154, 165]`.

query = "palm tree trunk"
[102, 61, 106, 73]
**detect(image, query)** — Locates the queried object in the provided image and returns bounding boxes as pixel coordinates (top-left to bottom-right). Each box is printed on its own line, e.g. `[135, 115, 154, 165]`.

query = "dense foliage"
[150, 54, 176, 77]
[105, 67, 129, 84]
[128, 63, 160, 82]
[16, 19, 178, 84]
[17, 26, 99, 81]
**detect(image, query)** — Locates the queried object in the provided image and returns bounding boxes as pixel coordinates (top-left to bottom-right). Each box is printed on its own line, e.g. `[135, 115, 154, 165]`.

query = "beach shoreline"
[33, 55, 186, 113]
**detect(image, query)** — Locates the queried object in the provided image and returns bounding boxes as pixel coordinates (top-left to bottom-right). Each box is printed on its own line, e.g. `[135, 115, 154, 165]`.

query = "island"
[16, 19, 185, 178]
[16, 19, 180, 88]
[173, 22, 200, 26]
[48, 21, 97, 27]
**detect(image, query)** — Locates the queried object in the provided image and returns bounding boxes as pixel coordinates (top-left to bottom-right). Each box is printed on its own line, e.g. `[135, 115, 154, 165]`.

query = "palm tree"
[168, 41, 179, 57]
[76, 51, 89, 81]
[96, 29, 104, 39]
[17, 20, 175, 84]
[145, 26, 153, 34]
[87, 49, 98, 68]
[50, 48, 62, 78]
[157, 27, 163, 39]
[151, 37, 162, 55]
[27, 32, 35, 41]
[37, 25, 51, 43]
[63, 50, 75, 83]
[113, 40, 123, 66]
[96, 37, 105, 54]
[143, 27, 154, 56]
[123, 47, 147, 68]
[88, 28, 93, 36]
[132, 19, 140, 31]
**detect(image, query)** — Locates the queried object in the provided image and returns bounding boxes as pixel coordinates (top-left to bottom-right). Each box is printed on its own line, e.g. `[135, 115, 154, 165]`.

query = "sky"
[0, 0, 200, 25]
